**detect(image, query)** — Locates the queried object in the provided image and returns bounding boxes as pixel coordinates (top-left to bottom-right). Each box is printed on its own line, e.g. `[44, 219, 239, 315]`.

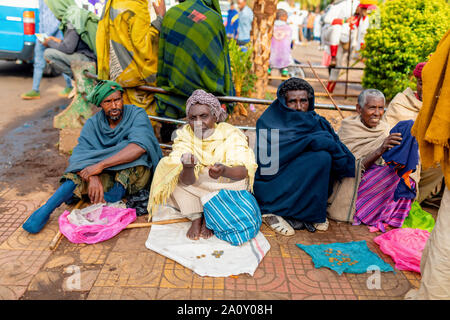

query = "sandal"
[314, 218, 329, 231]
[262, 214, 295, 236]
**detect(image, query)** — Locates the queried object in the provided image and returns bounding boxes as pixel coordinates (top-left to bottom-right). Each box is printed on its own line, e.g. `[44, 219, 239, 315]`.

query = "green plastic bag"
[402, 201, 435, 232]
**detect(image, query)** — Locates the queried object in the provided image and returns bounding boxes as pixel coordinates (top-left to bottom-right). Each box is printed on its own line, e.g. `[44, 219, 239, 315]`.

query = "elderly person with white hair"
[147, 89, 260, 245]
[331, 89, 419, 232]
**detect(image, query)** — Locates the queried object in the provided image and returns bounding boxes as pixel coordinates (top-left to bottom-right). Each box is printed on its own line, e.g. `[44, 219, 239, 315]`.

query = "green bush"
[228, 38, 257, 97]
[361, 0, 450, 100]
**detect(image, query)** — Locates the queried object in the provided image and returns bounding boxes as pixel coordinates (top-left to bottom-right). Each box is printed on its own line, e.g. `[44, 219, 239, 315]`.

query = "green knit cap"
[87, 80, 124, 107]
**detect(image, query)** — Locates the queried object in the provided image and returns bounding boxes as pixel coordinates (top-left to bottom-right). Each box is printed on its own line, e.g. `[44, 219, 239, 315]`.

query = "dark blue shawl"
[382, 120, 419, 200]
[65, 105, 163, 174]
[253, 81, 355, 220]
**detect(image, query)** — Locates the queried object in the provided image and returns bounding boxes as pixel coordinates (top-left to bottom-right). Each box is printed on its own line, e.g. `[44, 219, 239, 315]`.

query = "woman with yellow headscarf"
[96, 0, 166, 115]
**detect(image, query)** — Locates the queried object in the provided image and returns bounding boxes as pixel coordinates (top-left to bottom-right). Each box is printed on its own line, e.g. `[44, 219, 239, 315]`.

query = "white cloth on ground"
[145, 204, 270, 277]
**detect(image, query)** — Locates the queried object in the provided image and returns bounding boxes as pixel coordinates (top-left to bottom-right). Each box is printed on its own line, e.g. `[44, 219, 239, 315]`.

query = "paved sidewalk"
[0, 195, 429, 300]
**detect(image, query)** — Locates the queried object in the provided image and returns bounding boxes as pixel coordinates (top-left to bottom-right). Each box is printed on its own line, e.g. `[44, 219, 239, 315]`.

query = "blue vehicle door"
[0, 0, 38, 53]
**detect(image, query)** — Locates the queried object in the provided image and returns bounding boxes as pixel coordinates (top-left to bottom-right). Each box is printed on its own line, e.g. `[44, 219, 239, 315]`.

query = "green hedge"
[361, 0, 450, 100]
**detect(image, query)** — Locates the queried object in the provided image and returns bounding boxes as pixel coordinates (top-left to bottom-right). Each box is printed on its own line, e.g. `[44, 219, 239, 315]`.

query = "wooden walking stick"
[49, 200, 84, 250]
[125, 218, 190, 229]
[307, 60, 345, 119]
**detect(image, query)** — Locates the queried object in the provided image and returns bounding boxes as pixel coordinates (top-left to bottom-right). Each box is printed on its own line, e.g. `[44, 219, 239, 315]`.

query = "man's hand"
[208, 163, 226, 179]
[380, 133, 403, 154]
[153, 0, 166, 17]
[88, 176, 104, 204]
[42, 36, 61, 47]
[80, 163, 104, 181]
[181, 153, 197, 168]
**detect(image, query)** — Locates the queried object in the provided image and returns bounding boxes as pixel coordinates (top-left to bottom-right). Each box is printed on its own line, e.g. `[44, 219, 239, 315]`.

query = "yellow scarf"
[411, 30, 450, 186]
[96, 0, 159, 114]
[148, 122, 258, 217]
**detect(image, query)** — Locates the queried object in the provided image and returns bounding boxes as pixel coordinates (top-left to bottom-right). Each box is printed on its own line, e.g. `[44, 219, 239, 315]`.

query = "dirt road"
[0, 61, 70, 201]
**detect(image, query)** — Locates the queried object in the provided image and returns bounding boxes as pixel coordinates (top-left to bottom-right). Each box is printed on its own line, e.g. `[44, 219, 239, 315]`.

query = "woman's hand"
[208, 163, 226, 179]
[88, 176, 104, 204]
[181, 153, 197, 169]
[379, 133, 402, 154]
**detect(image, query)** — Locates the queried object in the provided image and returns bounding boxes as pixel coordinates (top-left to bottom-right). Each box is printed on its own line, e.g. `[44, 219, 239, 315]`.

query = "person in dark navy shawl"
[253, 78, 355, 235]
[23, 80, 163, 234]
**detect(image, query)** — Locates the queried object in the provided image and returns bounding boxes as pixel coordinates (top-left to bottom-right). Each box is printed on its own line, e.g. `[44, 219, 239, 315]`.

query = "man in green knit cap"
[22, 80, 163, 234]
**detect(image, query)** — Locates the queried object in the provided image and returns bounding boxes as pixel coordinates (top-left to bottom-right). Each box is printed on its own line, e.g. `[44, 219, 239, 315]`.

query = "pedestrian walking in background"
[21, 0, 73, 100]
[236, 0, 253, 46]
[225, 1, 239, 40]
[43, 0, 98, 80]
[306, 11, 316, 41]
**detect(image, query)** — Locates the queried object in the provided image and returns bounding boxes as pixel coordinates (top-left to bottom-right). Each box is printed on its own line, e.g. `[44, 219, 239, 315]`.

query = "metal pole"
[345, 0, 353, 99]
[83, 70, 359, 110]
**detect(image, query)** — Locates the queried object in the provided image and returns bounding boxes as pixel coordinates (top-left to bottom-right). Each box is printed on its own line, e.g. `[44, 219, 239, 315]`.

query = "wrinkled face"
[416, 78, 423, 101]
[285, 90, 310, 112]
[100, 90, 124, 122]
[187, 104, 216, 139]
[357, 96, 385, 128]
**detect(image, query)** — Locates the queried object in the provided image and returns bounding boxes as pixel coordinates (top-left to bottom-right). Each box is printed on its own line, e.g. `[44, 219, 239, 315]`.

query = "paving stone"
[28, 271, 62, 291]
[0, 209, 63, 251]
[0, 286, 27, 300]
[93, 251, 165, 287]
[62, 269, 100, 292]
[87, 286, 159, 300]
[0, 249, 51, 286]
[44, 255, 76, 269]
[0, 200, 41, 246]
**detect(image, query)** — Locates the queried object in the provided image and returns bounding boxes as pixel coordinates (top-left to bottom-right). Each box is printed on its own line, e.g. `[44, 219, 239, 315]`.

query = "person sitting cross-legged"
[337, 89, 419, 232]
[22, 80, 163, 234]
[253, 78, 356, 235]
[148, 89, 260, 245]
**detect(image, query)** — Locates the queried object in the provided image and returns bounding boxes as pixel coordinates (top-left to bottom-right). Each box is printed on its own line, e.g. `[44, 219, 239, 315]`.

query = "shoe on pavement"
[59, 87, 73, 98]
[21, 90, 40, 100]
[314, 218, 329, 231]
[262, 213, 295, 236]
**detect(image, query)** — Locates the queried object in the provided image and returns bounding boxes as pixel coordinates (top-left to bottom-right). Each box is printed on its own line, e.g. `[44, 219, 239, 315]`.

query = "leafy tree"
[361, 0, 450, 100]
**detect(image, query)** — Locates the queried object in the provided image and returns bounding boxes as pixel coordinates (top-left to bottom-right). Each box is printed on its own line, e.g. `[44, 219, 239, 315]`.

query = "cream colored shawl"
[148, 122, 258, 216]
[338, 115, 390, 161]
[383, 87, 422, 130]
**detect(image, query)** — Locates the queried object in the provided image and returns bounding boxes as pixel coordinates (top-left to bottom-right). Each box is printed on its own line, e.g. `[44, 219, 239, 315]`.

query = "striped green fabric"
[155, 0, 235, 119]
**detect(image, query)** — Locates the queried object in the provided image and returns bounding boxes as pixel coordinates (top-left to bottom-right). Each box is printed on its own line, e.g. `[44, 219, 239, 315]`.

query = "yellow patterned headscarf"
[147, 122, 258, 217]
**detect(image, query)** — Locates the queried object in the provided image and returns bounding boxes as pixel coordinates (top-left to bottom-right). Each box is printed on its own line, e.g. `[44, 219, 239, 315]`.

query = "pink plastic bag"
[373, 228, 430, 273]
[59, 206, 136, 244]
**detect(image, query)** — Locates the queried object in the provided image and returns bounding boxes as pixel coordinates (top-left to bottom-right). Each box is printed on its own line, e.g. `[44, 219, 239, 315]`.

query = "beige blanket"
[384, 87, 422, 129]
[337, 115, 390, 162]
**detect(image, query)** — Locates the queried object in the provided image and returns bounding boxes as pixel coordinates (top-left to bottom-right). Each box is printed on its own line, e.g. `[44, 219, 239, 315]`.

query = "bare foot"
[186, 218, 202, 240]
[200, 218, 213, 239]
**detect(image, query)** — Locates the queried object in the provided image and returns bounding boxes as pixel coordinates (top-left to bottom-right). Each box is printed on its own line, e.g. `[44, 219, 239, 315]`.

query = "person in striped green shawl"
[155, 0, 235, 121]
